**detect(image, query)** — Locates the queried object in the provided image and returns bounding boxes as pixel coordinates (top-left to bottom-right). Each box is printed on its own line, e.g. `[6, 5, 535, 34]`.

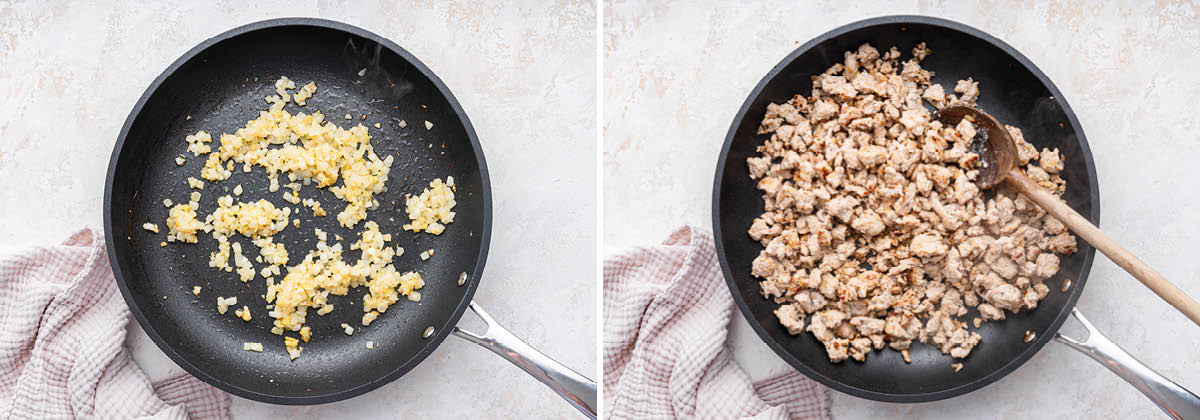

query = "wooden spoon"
[936, 105, 1200, 326]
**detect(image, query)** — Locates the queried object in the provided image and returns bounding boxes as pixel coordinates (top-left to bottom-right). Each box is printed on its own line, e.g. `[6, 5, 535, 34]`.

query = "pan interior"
[714, 17, 1097, 401]
[107, 22, 487, 402]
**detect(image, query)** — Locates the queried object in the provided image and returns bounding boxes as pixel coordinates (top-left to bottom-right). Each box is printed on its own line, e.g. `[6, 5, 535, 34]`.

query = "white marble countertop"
[0, 1, 595, 418]
[604, 1, 1200, 419]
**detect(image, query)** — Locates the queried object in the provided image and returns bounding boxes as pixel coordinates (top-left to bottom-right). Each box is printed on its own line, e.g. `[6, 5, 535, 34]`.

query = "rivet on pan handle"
[452, 300, 597, 418]
[1055, 308, 1200, 419]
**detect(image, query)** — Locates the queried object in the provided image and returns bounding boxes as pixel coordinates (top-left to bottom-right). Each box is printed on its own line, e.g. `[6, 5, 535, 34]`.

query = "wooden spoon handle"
[1006, 169, 1200, 326]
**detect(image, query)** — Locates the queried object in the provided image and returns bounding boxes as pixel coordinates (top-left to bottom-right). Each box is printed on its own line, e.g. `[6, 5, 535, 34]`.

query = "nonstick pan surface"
[712, 15, 1099, 402]
[104, 18, 491, 404]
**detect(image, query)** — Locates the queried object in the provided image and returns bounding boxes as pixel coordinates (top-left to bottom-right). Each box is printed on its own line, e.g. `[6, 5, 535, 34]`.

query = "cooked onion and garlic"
[149, 77, 457, 360]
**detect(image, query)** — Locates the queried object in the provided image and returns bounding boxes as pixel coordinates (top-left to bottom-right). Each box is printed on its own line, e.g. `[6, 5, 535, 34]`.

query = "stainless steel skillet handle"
[452, 300, 597, 419]
[1055, 308, 1200, 419]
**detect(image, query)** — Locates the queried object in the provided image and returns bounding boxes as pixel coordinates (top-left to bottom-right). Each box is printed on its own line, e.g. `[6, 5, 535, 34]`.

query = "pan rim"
[710, 14, 1099, 403]
[103, 17, 493, 405]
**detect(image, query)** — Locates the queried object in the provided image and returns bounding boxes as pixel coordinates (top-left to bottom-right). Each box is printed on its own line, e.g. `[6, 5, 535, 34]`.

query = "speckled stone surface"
[604, 1, 1200, 418]
[0, 1, 595, 418]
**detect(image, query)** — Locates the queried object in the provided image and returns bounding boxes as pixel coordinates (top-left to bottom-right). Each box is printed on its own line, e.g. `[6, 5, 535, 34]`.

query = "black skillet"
[712, 15, 1198, 415]
[104, 18, 595, 416]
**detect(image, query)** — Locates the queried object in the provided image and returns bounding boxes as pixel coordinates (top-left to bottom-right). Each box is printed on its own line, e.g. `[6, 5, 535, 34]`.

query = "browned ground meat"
[747, 42, 1077, 363]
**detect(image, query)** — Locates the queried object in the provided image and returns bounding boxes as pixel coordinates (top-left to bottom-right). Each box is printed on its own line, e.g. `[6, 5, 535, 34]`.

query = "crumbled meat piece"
[858, 145, 888, 167]
[748, 157, 771, 179]
[953, 78, 980, 104]
[765, 236, 793, 259]
[849, 337, 873, 361]
[1035, 253, 1060, 278]
[1043, 215, 1066, 235]
[911, 233, 948, 259]
[752, 253, 779, 278]
[794, 290, 827, 312]
[984, 283, 1023, 311]
[963, 290, 979, 307]
[793, 189, 817, 214]
[825, 196, 859, 223]
[1009, 125, 1039, 165]
[912, 42, 933, 60]
[811, 100, 839, 122]
[850, 316, 886, 335]
[899, 109, 930, 130]
[824, 338, 850, 362]
[1040, 148, 1064, 174]
[953, 174, 980, 204]
[989, 254, 1019, 279]
[940, 289, 967, 316]
[955, 119, 977, 142]
[820, 75, 858, 98]
[748, 218, 780, 242]
[808, 310, 848, 343]
[1034, 282, 1050, 299]
[922, 84, 946, 108]
[774, 304, 807, 335]
[978, 303, 1005, 321]
[851, 72, 883, 96]
[1048, 233, 1077, 254]
[747, 42, 1074, 364]
[1026, 167, 1049, 184]
[759, 104, 785, 133]
[851, 210, 887, 236]
[1022, 288, 1041, 309]
[758, 176, 782, 195]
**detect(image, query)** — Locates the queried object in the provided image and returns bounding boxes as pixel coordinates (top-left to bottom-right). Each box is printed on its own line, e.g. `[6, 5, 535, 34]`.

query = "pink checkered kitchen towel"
[604, 226, 831, 420]
[0, 229, 230, 420]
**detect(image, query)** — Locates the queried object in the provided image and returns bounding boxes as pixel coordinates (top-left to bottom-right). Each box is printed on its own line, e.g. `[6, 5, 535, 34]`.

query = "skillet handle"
[452, 300, 597, 418]
[1007, 169, 1200, 326]
[1055, 308, 1200, 419]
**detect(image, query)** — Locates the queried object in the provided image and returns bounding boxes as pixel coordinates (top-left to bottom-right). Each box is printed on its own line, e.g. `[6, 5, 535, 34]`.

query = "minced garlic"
[235, 305, 252, 322]
[187, 177, 205, 189]
[161, 76, 441, 361]
[209, 239, 231, 271]
[185, 131, 212, 156]
[293, 82, 316, 106]
[403, 177, 456, 235]
[208, 197, 289, 239]
[191, 83, 393, 227]
[284, 336, 302, 360]
[267, 221, 422, 336]
[362, 311, 379, 326]
[301, 198, 326, 217]
[165, 204, 204, 243]
[216, 296, 237, 315]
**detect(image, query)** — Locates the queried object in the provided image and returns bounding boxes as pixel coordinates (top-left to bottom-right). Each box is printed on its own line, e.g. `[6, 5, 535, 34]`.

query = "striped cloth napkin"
[0, 229, 230, 420]
[603, 226, 831, 420]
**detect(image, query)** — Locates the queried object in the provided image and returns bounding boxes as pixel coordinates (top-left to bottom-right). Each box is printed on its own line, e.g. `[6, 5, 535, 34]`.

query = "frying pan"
[104, 18, 595, 416]
[712, 15, 1198, 416]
